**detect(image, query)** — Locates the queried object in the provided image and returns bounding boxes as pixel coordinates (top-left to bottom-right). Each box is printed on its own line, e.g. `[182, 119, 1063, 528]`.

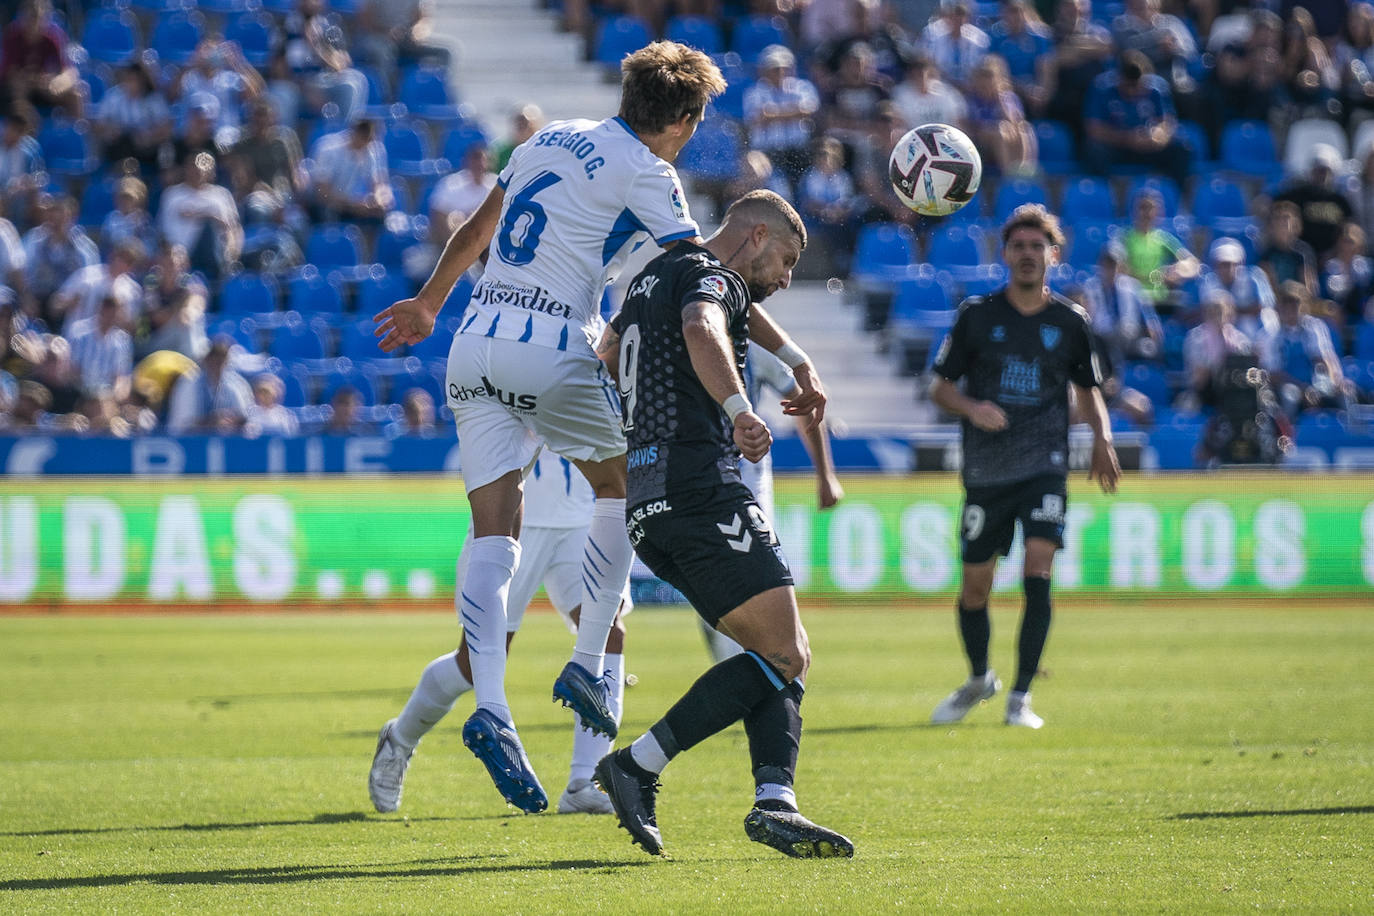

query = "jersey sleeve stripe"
[655, 228, 698, 245]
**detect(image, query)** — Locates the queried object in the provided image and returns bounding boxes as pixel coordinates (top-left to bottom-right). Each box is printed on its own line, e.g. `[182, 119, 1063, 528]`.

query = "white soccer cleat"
[557, 779, 614, 815]
[1004, 693, 1044, 729]
[930, 670, 1001, 724]
[368, 719, 414, 813]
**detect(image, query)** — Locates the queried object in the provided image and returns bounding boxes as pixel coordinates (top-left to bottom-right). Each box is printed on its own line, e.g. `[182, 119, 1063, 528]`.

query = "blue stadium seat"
[675, 116, 741, 183]
[132, 0, 191, 14]
[388, 178, 413, 215]
[852, 223, 915, 285]
[211, 317, 261, 352]
[201, 0, 251, 15]
[383, 120, 438, 178]
[1220, 120, 1280, 180]
[270, 316, 331, 361]
[709, 52, 750, 121]
[1127, 175, 1182, 218]
[594, 16, 652, 70]
[339, 318, 386, 361]
[358, 268, 414, 316]
[225, 12, 276, 69]
[959, 263, 1007, 298]
[991, 176, 1049, 222]
[78, 177, 115, 228]
[1033, 121, 1076, 176]
[399, 66, 462, 123]
[890, 274, 952, 321]
[1067, 220, 1117, 268]
[1191, 177, 1250, 233]
[219, 271, 281, 315]
[321, 358, 379, 406]
[259, 362, 312, 407]
[1356, 321, 1374, 361]
[78, 64, 110, 106]
[375, 215, 427, 267]
[38, 120, 97, 178]
[287, 266, 346, 314]
[1123, 361, 1171, 406]
[1061, 177, 1116, 223]
[730, 16, 790, 65]
[357, 66, 399, 120]
[666, 15, 724, 54]
[407, 315, 463, 362]
[259, 0, 296, 14]
[305, 224, 365, 277]
[82, 10, 139, 66]
[391, 362, 445, 411]
[927, 224, 986, 281]
[151, 11, 205, 66]
[329, 0, 365, 15]
[1176, 120, 1213, 172]
[441, 123, 490, 166]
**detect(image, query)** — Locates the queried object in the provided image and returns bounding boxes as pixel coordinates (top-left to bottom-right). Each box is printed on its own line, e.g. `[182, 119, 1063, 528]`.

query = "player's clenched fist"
[967, 400, 1008, 432]
[733, 412, 772, 463]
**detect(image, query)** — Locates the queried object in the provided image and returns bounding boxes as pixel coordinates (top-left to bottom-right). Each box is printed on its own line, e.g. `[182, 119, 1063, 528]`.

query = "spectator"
[1257, 281, 1352, 417]
[1205, 10, 1287, 149]
[798, 136, 862, 276]
[1183, 290, 1253, 404]
[132, 348, 198, 418]
[288, 0, 370, 123]
[168, 97, 223, 176]
[384, 387, 436, 438]
[354, 0, 452, 83]
[229, 99, 305, 209]
[308, 120, 393, 223]
[1273, 145, 1355, 260]
[811, 0, 911, 87]
[65, 295, 133, 398]
[93, 62, 174, 170]
[1258, 200, 1319, 298]
[0, 107, 45, 217]
[1120, 188, 1198, 311]
[1281, 5, 1341, 118]
[802, 0, 877, 56]
[1319, 222, 1374, 328]
[166, 337, 253, 434]
[100, 176, 159, 256]
[247, 373, 299, 436]
[77, 390, 134, 437]
[1111, 0, 1201, 116]
[27, 333, 82, 415]
[50, 239, 146, 333]
[1198, 236, 1277, 341]
[324, 384, 373, 435]
[265, 51, 302, 126]
[1045, 0, 1114, 139]
[891, 53, 968, 134]
[0, 0, 82, 118]
[822, 42, 893, 174]
[428, 144, 496, 235]
[174, 40, 267, 137]
[3, 378, 54, 430]
[964, 53, 1037, 175]
[988, 0, 1055, 116]
[1335, 3, 1374, 124]
[743, 45, 820, 194]
[140, 243, 210, 360]
[158, 152, 243, 283]
[920, 0, 989, 93]
[0, 197, 27, 299]
[491, 103, 543, 172]
[1084, 51, 1191, 189]
[21, 194, 99, 326]
[1080, 239, 1162, 364]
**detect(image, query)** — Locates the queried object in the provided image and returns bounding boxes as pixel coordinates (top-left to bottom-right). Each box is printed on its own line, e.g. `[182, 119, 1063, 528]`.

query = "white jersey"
[739, 343, 798, 519]
[459, 117, 699, 357]
[523, 449, 596, 529]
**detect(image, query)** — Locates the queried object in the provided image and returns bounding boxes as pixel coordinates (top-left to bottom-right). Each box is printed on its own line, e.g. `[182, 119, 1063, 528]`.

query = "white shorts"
[456, 524, 632, 634]
[447, 334, 626, 492]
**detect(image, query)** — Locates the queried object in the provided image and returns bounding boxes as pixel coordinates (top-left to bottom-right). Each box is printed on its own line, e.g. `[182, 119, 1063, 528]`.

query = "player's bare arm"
[789, 384, 843, 509]
[747, 302, 827, 425]
[595, 323, 622, 383]
[373, 184, 506, 352]
[930, 376, 1009, 432]
[1074, 382, 1121, 493]
[681, 300, 771, 463]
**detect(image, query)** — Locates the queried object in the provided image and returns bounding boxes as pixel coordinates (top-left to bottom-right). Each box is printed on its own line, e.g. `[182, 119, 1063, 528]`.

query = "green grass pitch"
[1, 603, 1371, 913]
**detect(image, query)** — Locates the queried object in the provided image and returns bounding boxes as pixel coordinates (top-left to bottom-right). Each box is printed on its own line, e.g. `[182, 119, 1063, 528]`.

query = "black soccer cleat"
[744, 805, 855, 859]
[593, 750, 664, 856]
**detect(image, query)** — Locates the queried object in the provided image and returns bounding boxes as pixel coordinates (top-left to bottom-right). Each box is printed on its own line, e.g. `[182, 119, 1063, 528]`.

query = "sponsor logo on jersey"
[991, 325, 1006, 342]
[1040, 324, 1061, 350]
[999, 357, 1041, 403]
[448, 375, 538, 413]
[627, 274, 660, 301]
[473, 280, 574, 319]
[670, 184, 687, 220]
[627, 445, 659, 469]
[697, 275, 728, 299]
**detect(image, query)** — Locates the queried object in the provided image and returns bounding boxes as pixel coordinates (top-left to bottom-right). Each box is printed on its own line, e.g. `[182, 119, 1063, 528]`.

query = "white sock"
[571, 498, 631, 674]
[393, 652, 471, 749]
[568, 653, 624, 784]
[1008, 690, 1030, 706]
[755, 783, 797, 810]
[629, 730, 669, 775]
[459, 535, 519, 723]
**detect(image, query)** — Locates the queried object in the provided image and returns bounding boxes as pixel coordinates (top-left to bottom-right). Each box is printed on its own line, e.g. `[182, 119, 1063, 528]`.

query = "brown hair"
[1001, 203, 1065, 248]
[724, 189, 808, 249]
[619, 41, 726, 135]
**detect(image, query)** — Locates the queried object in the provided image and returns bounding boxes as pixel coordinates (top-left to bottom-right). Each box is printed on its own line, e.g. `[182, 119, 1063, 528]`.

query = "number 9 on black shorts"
[959, 473, 1068, 564]
[627, 483, 794, 628]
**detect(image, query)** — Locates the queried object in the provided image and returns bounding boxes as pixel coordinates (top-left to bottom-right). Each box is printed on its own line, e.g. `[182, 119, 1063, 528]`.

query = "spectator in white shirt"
[174, 40, 267, 136]
[1197, 236, 1277, 341]
[166, 337, 254, 434]
[51, 239, 146, 333]
[428, 143, 495, 235]
[21, 194, 98, 325]
[0, 198, 27, 298]
[1080, 240, 1162, 364]
[247, 373, 299, 436]
[65, 295, 133, 398]
[0, 107, 45, 217]
[1184, 290, 1254, 405]
[891, 53, 969, 133]
[1256, 281, 1352, 417]
[308, 119, 392, 223]
[94, 62, 173, 169]
[158, 152, 243, 283]
[921, 0, 990, 93]
[99, 176, 159, 256]
[743, 45, 820, 193]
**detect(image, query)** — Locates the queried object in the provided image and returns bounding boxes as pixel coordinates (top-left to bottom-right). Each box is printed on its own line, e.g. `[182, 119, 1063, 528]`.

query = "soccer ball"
[889, 124, 983, 217]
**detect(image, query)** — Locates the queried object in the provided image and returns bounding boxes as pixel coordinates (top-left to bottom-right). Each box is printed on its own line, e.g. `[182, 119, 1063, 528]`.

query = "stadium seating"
[1219, 120, 1280, 180]
[666, 16, 724, 55]
[1176, 120, 1213, 173]
[926, 224, 986, 282]
[269, 315, 331, 361]
[375, 216, 428, 267]
[211, 317, 262, 352]
[220, 272, 281, 315]
[1061, 177, 1116, 223]
[992, 177, 1049, 222]
[1191, 176, 1249, 232]
[38, 121, 97, 178]
[675, 116, 742, 184]
[1033, 121, 1076, 176]
[150, 11, 205, 66]
[339, 318, 386, 361]
[730, 16, 790, 65]
[399, 66, 463, 124]
[358, 268, 414, 317]
[709, 52, 751, 121]
[287, 266, 346, 314]
[851, 223, 915, 288]
[441, 123, 491, 166]
[1066, 221, 1117, 268]
[1282, 118, 1349, 177]
[383, 120, 440, 178]
[1126, 175, 1182, 218]
[225, 12, 276, 68]
[305, 225, 366, 280]
[594, 16, 653, 70]
[321, 358, 379, 406]
[81, 10, 140, 66]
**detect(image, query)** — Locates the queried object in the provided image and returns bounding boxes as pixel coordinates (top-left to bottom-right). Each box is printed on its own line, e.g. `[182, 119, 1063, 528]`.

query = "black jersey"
[610, 242, 751, 502]
[933, 290, 1102, 487]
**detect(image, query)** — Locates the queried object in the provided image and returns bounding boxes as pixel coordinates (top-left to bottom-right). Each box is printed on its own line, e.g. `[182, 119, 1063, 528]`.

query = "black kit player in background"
[929, 204, 1122, 730]
[591, 190, 854, 859]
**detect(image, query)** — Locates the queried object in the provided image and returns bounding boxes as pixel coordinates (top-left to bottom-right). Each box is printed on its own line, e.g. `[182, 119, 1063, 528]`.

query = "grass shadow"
[1170, 805, 1374, 820]
[1, 811, 513, 838]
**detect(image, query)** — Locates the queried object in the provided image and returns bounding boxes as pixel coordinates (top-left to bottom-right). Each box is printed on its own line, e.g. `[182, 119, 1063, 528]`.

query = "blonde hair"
[619, 41, 726, 135]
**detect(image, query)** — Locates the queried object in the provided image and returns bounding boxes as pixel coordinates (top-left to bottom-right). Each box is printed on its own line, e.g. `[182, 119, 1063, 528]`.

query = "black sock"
[649, 651, 786, 761]
[1015, 576, 1052, 694]
[743, 679, 804, 807]
[957, 602, 990, 677]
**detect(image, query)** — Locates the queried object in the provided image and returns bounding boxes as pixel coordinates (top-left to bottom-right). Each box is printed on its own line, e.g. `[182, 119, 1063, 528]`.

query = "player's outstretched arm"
[373, 184, 505, 352]
[682, 300, 771, 462]
[747, 302, 826, 426]
[793, 401, 843, 509]
[1074, 382, 1121, 494]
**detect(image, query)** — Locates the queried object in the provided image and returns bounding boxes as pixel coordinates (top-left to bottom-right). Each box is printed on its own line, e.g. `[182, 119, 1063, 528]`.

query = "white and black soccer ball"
[889, 123, 983, 217]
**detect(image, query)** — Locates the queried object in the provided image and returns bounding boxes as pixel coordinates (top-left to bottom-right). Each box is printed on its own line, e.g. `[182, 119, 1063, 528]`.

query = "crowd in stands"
[1, 0, 1373, 461]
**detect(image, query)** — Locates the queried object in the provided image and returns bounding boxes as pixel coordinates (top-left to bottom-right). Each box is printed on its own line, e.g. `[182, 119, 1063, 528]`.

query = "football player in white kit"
[369, 450, 629, 816]
[372, 42, 826, 814]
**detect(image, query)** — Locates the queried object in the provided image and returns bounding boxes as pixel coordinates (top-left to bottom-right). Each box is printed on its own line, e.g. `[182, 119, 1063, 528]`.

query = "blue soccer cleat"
[461, 709, 547, 814]
[552, 661, 618, 738]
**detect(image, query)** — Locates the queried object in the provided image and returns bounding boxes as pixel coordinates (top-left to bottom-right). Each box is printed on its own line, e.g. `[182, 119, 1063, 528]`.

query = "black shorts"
[960, 473, 1067, 564]
[627, 483, 794, 627]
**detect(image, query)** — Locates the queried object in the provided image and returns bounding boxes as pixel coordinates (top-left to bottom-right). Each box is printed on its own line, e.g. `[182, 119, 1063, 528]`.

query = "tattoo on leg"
[766, 651, 793, 673]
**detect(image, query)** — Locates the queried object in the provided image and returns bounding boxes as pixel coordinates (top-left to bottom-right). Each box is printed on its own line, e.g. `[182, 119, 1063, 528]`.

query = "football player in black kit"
[591, 190, 854, 859]
[930, 204, 1121, 729]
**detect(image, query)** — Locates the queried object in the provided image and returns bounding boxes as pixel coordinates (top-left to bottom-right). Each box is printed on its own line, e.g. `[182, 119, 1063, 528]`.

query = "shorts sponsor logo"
[473, 279, 574, 319]
[697, 275, 728, 299]
[448, 375, 538, 413]
[1030, 493, 1064, 524]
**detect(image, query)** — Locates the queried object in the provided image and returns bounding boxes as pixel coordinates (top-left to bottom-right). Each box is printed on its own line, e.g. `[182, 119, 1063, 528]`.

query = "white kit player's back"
[457, 117, 699, 356]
